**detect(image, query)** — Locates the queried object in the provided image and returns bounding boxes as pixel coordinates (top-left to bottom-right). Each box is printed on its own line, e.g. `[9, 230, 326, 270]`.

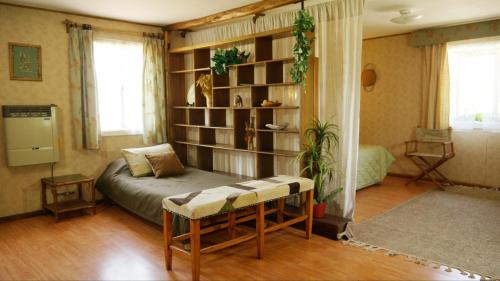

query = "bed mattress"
[357, 145, 395, 190]
[96, 158, 241, 234]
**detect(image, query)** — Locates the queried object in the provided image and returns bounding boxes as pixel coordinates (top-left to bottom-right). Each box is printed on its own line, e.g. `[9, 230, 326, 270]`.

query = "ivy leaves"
[211, 47, 250, 76]
[290, 9, 315, 87]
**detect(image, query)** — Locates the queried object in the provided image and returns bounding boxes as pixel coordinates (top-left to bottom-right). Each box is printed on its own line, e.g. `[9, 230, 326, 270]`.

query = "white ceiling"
[1, 0, 499, 38]
[364, 0, 500, 38]
[0, 0, 259, 25]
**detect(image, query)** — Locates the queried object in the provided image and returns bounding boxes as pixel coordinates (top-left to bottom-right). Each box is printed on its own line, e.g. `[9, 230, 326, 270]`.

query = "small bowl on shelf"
[261, 100, 282, 107]
[265, 123, 289, 130]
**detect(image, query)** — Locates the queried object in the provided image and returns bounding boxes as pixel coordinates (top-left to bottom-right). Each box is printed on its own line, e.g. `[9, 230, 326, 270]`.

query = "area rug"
[343, 186, 500, 279]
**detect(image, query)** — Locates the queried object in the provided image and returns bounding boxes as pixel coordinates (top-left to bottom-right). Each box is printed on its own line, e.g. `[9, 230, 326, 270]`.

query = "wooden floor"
[0, 176, 478, 280]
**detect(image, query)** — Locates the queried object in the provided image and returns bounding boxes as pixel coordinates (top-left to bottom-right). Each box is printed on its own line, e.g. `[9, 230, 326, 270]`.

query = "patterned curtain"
[142, 36, 166, 145]
[421, 44, 450, 130]
[68, 25, 101, 150]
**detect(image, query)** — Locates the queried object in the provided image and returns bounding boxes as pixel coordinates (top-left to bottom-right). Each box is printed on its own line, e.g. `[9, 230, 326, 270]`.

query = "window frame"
[93, 36, 144, 137]
[447, 36, 500, 132]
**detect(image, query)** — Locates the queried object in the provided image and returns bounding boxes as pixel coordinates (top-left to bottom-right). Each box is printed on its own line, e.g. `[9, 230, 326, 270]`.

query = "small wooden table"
[41, 174, 96, 222]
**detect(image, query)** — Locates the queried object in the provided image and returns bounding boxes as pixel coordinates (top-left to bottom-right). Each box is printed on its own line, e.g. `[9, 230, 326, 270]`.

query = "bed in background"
[357, 145, 395, 190]
[96, 158, 241, 235]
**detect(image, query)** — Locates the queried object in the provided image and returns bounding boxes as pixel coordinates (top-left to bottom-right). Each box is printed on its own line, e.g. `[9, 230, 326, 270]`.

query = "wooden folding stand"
[405, 140, 455, 188]
[163, 190, 313, 281]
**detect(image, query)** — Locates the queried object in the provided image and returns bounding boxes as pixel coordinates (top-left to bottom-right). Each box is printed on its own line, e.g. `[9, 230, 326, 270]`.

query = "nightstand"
[41, 174, 95, 222]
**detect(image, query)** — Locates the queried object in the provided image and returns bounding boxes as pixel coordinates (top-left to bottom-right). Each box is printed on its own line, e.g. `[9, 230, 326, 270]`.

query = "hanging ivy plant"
[211, 47, 250, 76]
[290, 9, 315, 87]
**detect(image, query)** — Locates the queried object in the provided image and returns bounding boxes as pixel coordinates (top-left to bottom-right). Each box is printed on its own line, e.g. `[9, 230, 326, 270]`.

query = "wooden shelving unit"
[167, 29, 316, 179]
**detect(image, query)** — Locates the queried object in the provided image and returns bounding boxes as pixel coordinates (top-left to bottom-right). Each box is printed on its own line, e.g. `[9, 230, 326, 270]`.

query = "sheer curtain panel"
[176, 0, 365, 219]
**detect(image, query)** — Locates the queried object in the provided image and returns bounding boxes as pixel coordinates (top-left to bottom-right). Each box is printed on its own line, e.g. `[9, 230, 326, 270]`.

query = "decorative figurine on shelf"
[196, 74, 212, 107]
[245, 116, 256, 150]
[234, 95, 243, 107]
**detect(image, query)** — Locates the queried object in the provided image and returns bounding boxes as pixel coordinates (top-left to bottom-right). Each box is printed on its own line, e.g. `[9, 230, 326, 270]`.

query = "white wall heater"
[2, 105, 59, 167]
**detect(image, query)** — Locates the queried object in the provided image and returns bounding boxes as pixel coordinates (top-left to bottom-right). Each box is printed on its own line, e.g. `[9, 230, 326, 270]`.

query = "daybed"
[96, 158, 241, 234]
[357, 145, 395, 189]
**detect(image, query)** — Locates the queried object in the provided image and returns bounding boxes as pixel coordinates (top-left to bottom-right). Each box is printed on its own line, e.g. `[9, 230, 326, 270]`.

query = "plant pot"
[313, 203, 327, 218]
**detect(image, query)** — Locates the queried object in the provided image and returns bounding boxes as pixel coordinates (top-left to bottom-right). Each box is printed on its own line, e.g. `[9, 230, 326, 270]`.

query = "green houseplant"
[296, 118, 342, 218]
[290, 9, 315, 87]
[211, 47, 250, 75]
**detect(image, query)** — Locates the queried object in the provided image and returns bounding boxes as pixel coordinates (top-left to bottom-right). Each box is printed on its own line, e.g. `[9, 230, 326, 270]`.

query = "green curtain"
[68, 25, 101, 149]
[142, 36, 167, 145]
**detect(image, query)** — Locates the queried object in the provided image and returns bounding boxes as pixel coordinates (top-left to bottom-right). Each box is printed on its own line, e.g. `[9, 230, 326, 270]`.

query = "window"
[94, 38, 143, 135]
[448, 37, 500, 131]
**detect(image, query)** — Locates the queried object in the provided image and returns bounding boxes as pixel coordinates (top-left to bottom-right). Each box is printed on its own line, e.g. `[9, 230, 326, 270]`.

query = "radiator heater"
[2, 105, 59, 167]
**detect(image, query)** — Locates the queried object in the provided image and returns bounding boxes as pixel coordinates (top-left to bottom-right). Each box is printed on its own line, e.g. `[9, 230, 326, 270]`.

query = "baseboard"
[387, 172, 496, 189]
[0, 210, 45, 223]
[0, 199, 105, 224]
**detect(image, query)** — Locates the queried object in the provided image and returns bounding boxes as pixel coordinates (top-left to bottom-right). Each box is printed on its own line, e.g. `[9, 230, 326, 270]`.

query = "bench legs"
[190, 219, 201, 281]
[305, 190, 314, 239]
[163, 210, 172, 270]
[256, 203, 265, 259]
[163, 191, 314, 281]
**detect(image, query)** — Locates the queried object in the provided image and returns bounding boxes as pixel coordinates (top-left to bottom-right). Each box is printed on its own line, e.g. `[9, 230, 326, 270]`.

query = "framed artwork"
[9, 43, 42, 81]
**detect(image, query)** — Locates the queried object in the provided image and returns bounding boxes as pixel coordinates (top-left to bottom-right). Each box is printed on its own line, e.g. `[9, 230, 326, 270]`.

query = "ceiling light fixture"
[390, 9, 422, 24]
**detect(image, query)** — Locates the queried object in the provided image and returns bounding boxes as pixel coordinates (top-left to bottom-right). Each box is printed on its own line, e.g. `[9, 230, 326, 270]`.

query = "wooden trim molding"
[0, 210, 45, 224]
[165, 0, 301, 31]
[409, 18, 500, 47]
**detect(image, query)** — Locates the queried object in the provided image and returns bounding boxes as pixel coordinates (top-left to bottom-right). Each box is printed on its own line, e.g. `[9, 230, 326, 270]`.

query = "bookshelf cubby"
[167, 28, 315, 178]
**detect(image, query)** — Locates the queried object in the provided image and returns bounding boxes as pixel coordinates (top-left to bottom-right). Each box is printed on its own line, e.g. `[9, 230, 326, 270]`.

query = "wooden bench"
[162, 175, 314, 281]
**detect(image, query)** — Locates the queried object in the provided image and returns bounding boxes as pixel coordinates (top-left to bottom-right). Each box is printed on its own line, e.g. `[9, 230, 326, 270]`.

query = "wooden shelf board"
[45, 200, 95, 214]
[173, 106, 229, 109]
[212, 82, 296, 90]
[170, 67, 211, 74]
[259, 149, 299, 157]
[256, 129, 300, 134]
[228, 57, 294, 68]
[172, 106, 299, 110]
[255, 106, 299, 110]
[173, 124, 233, 130]
[176, 140, 298, 157]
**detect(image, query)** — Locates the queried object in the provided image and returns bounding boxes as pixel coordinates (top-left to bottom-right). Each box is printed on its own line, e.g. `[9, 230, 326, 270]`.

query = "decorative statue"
[245, 116, 256, 150]
[234, 95, 243, 107]
[196, 74, 212, 107]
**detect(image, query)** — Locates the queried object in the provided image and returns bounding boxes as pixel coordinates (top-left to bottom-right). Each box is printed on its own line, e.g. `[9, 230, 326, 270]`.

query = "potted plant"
[211, 47, 250, 75]
[296, 118, 342, 218]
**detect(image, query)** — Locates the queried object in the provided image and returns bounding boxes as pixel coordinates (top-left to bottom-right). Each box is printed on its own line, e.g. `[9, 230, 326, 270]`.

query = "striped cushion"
[162, 175, 313, 219]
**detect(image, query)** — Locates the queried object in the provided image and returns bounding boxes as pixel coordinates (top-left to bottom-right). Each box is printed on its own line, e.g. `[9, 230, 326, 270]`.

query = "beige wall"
[361, 34, 500, 187]
[0, 5, 162, 217]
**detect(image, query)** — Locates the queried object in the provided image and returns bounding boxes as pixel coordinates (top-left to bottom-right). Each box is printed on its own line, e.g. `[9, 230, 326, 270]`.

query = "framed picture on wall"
[9, 43, 42, 81]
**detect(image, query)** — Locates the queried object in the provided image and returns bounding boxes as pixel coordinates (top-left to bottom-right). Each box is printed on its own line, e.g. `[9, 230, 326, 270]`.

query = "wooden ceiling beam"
[165, 0, 301, 31]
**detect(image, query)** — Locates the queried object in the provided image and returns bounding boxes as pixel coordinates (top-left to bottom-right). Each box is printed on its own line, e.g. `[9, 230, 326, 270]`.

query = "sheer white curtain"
[316, 0, 364, 219]
[178, 0, 364, 219]
[448, 37, 500, 131]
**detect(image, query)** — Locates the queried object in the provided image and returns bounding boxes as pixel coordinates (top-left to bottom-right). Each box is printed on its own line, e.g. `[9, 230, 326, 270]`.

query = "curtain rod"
[62, 19, 162, 38]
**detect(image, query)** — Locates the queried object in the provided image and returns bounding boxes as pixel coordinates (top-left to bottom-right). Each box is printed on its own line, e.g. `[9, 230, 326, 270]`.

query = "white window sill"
[102, 130, 143, 137]
[451, 127, 500, 134]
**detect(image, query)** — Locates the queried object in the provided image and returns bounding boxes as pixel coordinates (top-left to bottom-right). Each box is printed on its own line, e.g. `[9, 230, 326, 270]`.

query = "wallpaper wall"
[360, 34, 500, 188]
[0, 5, 161, 218]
